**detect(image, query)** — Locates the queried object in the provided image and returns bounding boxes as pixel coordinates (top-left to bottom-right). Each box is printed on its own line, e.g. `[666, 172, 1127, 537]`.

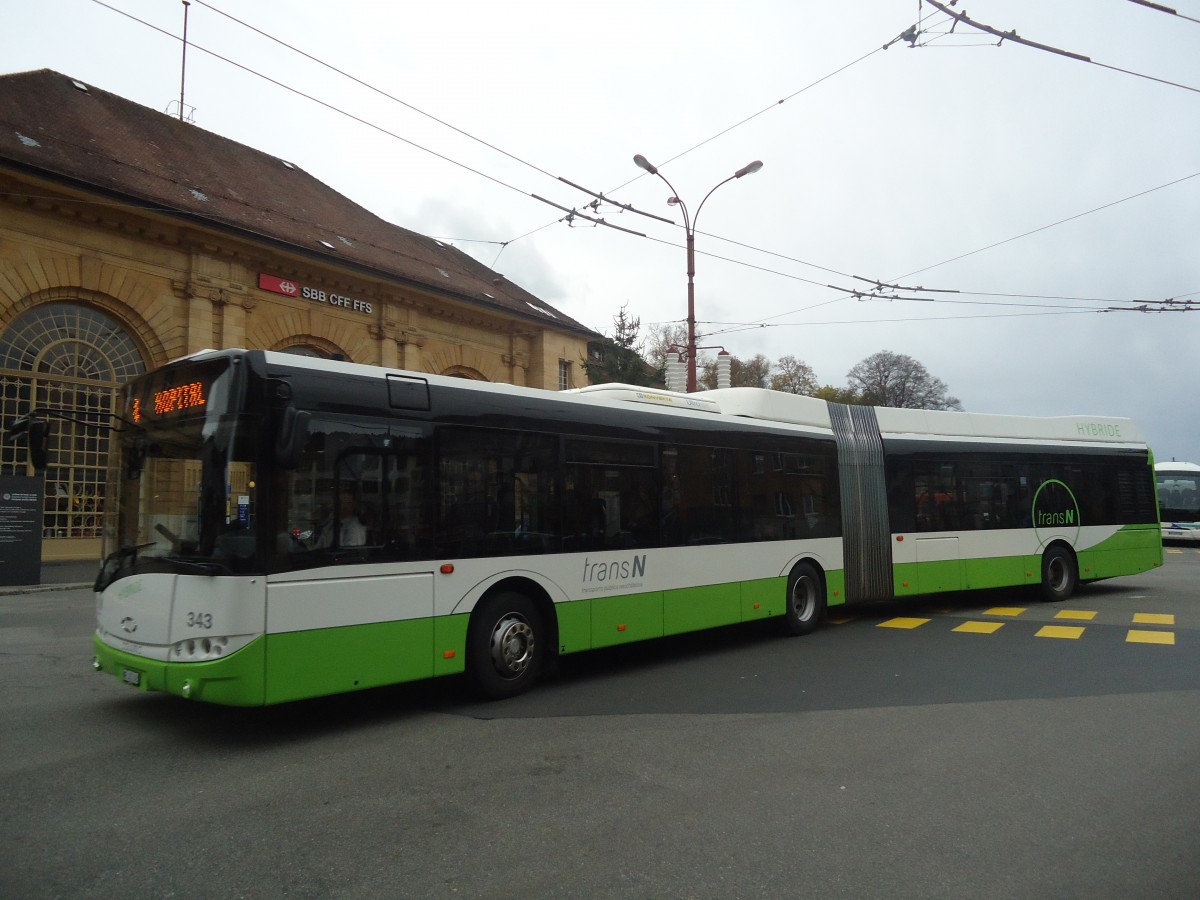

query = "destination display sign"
[128, 358, 231, 425]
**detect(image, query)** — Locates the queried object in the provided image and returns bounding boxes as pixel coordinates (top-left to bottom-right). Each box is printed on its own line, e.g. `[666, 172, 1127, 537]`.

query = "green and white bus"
[64, 349, 1159, 705]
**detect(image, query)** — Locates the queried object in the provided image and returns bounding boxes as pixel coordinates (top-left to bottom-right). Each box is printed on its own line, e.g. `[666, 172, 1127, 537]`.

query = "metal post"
[632, 155, 762, 392]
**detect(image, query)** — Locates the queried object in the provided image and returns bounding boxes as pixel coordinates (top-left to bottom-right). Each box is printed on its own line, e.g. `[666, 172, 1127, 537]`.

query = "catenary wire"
[1125, 0, 1200, 26]
[922, 0, 1200, 94]
[80, 1, 1199, 330]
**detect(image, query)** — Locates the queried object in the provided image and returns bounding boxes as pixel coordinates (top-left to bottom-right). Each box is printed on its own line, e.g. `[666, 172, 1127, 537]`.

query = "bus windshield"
[1157, 468, 1200, 521]
[98, 359, 261, 587]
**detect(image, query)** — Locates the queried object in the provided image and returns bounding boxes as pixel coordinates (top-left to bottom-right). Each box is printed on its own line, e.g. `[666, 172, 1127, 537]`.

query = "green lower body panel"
[264, 618, 435, 704]
[93, 634, 267, 706]
[893, 525, 1161, 600]
[963, 555, 1024, 591]
[95, 615, 465, 706]
[556, 568, 840, 654]
[591, 590, 664, 648]
[824, 569, 847, 608]
[741, 576, 786, 621]
[1079, 525, 1163, 581]
[918, 558, 964, 594]
[556, 599, 591, 655]
[892, 563, 920, 597]
[665, 582, 741, 636]
[434, 613, 469, 677]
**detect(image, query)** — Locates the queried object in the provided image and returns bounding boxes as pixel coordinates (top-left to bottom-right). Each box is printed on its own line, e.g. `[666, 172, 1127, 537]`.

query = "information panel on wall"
[0, 474, 44, 586]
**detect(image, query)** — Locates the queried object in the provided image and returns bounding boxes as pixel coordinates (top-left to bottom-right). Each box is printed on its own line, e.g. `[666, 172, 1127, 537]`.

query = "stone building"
[0, 69, 600, 562]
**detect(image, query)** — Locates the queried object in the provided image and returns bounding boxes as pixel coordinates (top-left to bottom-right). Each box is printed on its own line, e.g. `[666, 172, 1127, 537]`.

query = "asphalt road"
[3, 548, 1199, 899]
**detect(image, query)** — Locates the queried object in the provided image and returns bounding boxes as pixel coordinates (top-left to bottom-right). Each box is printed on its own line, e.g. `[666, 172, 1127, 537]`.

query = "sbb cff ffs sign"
[258, 274, 373, 314]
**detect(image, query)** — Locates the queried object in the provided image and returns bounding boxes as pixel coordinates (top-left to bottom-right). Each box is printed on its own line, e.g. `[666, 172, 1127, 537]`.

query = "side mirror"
[27, 419, 49, 472]
[125, 438, 148, 478]
[274, 405, 310, 470]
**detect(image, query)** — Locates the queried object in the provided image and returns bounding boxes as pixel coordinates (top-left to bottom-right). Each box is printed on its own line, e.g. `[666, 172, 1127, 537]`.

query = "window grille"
[0, 304, 145, 542]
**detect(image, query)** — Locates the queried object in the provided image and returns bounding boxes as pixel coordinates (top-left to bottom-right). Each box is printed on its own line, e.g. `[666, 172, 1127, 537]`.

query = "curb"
[0, 582, 92, 597]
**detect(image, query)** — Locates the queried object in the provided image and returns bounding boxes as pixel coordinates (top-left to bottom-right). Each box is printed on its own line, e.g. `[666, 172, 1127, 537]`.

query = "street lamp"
[633, 153, 762, 392]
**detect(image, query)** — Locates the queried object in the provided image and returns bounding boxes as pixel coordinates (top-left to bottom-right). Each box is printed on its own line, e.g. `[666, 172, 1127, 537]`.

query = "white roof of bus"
[224, 352, 1146, 447]
[1155, 461, 1200, 472]
[699, 387, 1143, 445]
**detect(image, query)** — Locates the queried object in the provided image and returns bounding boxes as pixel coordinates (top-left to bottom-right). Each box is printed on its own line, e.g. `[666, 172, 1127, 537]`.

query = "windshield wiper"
[165, 559, 229, 576]
[94, 542, 155, 591]
[94, 544, 231, 590]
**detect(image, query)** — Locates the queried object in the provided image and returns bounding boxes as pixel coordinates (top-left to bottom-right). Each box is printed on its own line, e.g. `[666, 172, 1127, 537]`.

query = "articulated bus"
[40, 349, 1159, 705]
[1155, 461, 1200, 543]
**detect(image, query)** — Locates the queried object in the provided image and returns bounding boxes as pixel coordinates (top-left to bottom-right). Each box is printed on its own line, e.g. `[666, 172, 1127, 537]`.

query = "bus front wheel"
[783, 562, 826, 636]
[467, 591, 544, 699]
[1040, 545, 1078, 602]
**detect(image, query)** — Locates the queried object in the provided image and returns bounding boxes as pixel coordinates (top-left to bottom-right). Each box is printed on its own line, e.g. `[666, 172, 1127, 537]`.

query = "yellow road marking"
[1055, 610, 1097, 621]
[953, 621, 1004, 634]
[1035, 625, 1085, 640]
[983, 607, 1027, 617]
[1132, 613, 1174, 626]
[1127, 630, 1175, 645]
[877, 617, 930, 630]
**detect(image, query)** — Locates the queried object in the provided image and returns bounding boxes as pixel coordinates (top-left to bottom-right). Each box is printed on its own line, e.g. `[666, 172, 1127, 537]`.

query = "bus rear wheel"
[783, 562, 826, 636]
[1040, 545, 1078, 602]
[467, 591, 543, 699]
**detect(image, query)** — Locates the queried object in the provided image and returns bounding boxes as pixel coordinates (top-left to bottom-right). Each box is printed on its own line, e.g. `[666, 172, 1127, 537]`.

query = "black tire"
[783, 562, 826, 636]
[466, 591, 543, 699]
[1039, 545, 1078, 602]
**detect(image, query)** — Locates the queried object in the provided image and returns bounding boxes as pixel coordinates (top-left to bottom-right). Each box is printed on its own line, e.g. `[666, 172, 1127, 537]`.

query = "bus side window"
[563, 438, 656, 551]
[668, 444, 742, 545]
[277, 419, 432, 568]
[437, 427, 558, 557]
[886, 457, 915, 534]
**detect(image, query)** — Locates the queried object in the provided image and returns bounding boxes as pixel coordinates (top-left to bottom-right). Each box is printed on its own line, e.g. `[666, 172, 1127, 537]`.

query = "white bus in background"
[1155, 461, 1200, 543]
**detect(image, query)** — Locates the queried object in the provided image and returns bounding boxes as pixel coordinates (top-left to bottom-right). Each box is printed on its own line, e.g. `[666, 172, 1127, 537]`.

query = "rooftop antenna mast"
[178, 0, 191, 123]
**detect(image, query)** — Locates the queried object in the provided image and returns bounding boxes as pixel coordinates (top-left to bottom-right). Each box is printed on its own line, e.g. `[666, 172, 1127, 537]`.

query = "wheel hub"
[792, 577, 815, 620]
[490, 614, 534, 678]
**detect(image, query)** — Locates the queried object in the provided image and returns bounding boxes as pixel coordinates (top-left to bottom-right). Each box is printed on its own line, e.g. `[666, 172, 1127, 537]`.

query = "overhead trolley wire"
[1125, 0, 1200, 26]
[192, 0, 560, 183]
[81, 1, 1199, 333]
[922, 0, 1200, 94]
[87, 0, 648, 241]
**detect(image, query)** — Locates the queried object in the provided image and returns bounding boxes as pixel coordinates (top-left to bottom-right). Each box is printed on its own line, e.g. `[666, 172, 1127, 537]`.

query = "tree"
[700, 352, 771, 389]
[583, 304, 655, 386]
[646, 322, 688, 374]
[812, 384, 863, 404]
[845, 350, 963, 410]
[770, 355, 820, 395]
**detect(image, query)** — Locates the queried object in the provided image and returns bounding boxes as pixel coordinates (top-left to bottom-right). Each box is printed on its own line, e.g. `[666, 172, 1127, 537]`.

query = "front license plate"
[122, 668, 141, 687]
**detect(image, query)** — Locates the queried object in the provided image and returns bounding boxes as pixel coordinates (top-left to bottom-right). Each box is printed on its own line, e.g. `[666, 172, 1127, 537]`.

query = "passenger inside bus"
[314, 489, 367, 548]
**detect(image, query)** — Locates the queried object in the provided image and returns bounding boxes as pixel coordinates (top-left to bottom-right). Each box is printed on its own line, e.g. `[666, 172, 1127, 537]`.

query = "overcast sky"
[5, 0, 1199, 459]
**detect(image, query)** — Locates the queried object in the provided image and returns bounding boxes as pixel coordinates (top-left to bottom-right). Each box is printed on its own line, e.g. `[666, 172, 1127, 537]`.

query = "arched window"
[441, 365, 486, 380]
[0, 303, 146, 549]
[271, 336, 343, 360]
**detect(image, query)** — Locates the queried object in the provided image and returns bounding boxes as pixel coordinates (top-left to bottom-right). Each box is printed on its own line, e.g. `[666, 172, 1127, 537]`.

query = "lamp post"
[633, 153, 762, 393]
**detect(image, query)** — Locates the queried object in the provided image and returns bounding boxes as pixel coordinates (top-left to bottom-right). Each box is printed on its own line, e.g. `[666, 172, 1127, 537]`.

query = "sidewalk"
[0, 560, 98, 595]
